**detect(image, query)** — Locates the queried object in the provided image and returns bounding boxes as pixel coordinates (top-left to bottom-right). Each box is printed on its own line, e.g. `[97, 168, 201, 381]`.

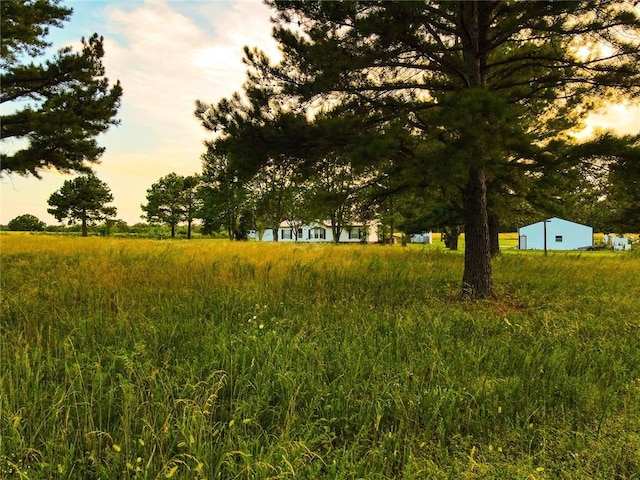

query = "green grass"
[1, 234, 639, 479]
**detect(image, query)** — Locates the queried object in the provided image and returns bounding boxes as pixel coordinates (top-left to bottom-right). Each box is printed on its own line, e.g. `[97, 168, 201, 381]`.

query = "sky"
[1, 0, 639, 226]
[1, 0, 278, 225]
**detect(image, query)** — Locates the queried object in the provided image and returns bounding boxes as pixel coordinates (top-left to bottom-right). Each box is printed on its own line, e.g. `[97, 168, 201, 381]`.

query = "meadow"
[1, 234, 639, 479]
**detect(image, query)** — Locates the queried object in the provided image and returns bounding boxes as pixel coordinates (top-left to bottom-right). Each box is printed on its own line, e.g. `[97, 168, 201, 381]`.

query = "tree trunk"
[81, 216, 88, 237]
[187, 217, 192, 240]
[488, 212, 500, 257]
[379, 226, 388, 245]
[450, 231, 459, 251]
[461, 167, 493, 299]
[228, 211, 236, 241]
[444, 226, 460, 251]
[332, 224, 342, 244]
[389, 218, 395, 244]
[389, 197, 395, 244]
[329, 212, 341, 244]
[170, 223, 176, 238]
[272, 227, 279, 242]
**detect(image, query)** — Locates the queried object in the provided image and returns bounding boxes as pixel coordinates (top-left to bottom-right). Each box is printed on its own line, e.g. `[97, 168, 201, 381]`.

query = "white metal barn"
[260, 221, 379, 243]
[518, 217, 593, 251]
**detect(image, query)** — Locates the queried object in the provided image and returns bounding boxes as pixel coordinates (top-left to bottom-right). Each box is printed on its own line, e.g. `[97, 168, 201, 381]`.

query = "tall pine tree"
[47, 174, 117, 236]
[200, 1, 639, 298]
[1, 0, 122, 177]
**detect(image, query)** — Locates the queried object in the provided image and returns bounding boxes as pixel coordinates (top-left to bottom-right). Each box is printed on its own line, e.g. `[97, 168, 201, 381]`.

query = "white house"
[518, 217, 593, 251]
[260, 220, 379, 243]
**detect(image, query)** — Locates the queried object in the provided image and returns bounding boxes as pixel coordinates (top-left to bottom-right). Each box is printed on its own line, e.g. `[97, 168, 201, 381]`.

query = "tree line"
[4, 156, 636, 245]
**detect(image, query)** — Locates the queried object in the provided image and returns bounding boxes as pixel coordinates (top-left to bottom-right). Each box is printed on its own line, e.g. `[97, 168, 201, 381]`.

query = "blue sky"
[1, 1, 639, 225]
[1, 0, 276, 224]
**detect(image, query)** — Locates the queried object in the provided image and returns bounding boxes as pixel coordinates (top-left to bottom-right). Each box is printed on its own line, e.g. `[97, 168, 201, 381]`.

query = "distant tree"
[97, 218, 129, 236]
[248, 156, 303, 242]
[127, 222, 171, 238]
[282, 184, 313, 242]
[393, 188, 465, 251]
[571, 134, 640, 233]
[375, 196, 400, 245]
[1, 0, 122, 177]
[607, 180, 640, 233]
[7, 214, 46, 232]
[306, 158, 373, 244]
[47, 174, 117, 236]
[199, 150, 250, 240]
[181, 175, 201, 239]
[141, 173, 196, 239]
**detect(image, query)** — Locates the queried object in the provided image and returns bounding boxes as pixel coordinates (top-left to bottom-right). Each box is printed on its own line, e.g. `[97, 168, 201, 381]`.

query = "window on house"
[555, 235, 563, 242]
[297, 228, 303, 239]
[349, 228, 363, 239]
[281, 229, 293, 240]
[311, 227, 326, 239]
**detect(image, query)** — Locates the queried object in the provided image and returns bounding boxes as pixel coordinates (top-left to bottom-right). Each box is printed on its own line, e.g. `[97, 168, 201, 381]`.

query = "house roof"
[520, 217, 590, 229]
[275, 220, 372, 228]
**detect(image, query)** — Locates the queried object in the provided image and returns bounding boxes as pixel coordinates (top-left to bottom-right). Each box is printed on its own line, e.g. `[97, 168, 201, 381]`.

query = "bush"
[7, 214, 46, 231]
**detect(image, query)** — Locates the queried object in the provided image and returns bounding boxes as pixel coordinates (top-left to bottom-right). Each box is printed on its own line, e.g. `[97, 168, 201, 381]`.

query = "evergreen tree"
[47, 174, 117, 236]
[199, 1, 639, 298]
[1, 0, 122, 177]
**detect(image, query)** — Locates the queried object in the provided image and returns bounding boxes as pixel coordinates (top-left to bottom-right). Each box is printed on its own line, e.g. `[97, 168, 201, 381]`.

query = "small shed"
[410, 232, 433, 244]
[518, 217, 593, 251]
[611, 236, 632, 251]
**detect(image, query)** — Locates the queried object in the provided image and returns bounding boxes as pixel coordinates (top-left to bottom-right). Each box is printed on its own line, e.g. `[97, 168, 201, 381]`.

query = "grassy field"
[1, 234, 639, 479]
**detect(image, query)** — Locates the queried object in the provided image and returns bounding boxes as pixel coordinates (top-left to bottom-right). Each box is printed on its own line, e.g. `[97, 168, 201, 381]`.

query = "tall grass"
[1, 234, 639, 479]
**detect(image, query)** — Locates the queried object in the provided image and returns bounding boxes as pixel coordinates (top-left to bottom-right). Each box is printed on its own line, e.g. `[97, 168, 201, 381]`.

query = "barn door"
[518, 235, 527, 250]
